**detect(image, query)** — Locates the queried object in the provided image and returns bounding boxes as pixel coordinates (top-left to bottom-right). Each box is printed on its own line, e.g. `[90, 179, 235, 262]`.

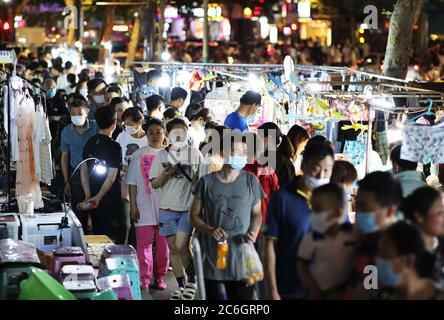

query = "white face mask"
[125, 125, 135, 135]
[304, 175, 329, 190]
[71, 115, 86, 127]
[93, 95, 105, 104]
[79, 88, 88, 98]
[310, 211, 346, 234]
[170, 131, 189, 148]
[171, 140, 188, 148]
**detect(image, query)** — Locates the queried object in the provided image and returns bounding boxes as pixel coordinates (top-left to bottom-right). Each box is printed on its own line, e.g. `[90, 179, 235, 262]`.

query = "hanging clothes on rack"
[33, 101, 53, 185]
[401, 121, 444, 164]
[11, 77, 43, 211]
[0, 83, 7, 176]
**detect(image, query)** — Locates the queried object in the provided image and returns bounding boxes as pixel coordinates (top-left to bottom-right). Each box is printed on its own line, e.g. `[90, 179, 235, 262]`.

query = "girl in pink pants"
[135, 226, 169, 289]
[127, 119, 170, 291]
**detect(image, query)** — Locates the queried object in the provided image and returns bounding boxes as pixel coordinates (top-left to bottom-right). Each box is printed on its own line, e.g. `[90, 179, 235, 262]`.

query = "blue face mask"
[46, 88, 56, 99]
[32, 87, 41, 96]
[375, 258, 401, 288]
[355, 212, 379, 234]
[228, 156, 248, 170]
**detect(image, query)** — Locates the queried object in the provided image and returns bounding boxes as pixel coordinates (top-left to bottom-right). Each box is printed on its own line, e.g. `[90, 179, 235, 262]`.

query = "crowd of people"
[169, 39, 368, 67]
[7, 51, 444, 301]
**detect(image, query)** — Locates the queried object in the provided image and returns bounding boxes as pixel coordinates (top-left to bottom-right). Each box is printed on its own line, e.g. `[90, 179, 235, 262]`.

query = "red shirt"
[244, 161, 280, 237]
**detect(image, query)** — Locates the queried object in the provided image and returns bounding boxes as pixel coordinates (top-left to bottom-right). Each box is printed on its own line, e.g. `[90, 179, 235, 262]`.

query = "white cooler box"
[0, 213, 20, 240]
[20, 213, 74, 253]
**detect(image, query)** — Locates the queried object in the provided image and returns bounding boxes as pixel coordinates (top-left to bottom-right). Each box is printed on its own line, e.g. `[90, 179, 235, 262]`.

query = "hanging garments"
[401, 121, 444, 164]
[33, 103, 53, 185]
[14, 88, 43, 211]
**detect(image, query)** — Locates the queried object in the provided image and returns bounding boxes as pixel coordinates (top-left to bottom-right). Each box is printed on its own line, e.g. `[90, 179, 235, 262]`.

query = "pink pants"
[135, 226, 170, 287]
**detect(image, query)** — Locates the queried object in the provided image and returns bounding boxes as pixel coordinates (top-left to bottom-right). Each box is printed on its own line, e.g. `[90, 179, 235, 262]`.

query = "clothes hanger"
[408, 98, 434, 124]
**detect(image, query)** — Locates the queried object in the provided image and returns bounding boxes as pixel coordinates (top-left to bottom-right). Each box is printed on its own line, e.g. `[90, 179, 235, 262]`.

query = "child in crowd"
[346, 171, 402, 299]
[401, 186, 444, 286]
[374, 222, 444, 300]
[127, 118, 170, 292]
[331, 160, 358, 223]
[297, 183, 359, 299]
[150, 117, 203, 300]
[116, 107, 148, 244]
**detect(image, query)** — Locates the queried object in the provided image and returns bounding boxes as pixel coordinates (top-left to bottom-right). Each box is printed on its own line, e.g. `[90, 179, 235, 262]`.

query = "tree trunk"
[383, 0, 426, 79]
[65, 0, 76, 48]
[102, 7, 115, 42]
[126, 15, 141, 68]
[99, 6, 115, 64]
[155, 0, 166, 60]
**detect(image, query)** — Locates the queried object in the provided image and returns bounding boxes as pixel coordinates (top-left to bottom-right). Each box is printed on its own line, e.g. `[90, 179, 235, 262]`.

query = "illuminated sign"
[112, 25, 129, 32]
[165, 6, 178, 19]
[298, 1, 311, 19]
[193, 4, 223, 20]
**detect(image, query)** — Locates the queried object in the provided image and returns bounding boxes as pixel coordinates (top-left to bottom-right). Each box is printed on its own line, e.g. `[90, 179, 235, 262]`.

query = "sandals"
[170, 288, 184, 300]
[181, 283, 197, 300]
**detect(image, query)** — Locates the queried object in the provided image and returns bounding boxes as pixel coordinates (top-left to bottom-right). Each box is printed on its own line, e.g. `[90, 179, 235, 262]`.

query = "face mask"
[93, 95, 105, 104]
[32, 87, 41, 96]
[311, 211, 346, 234]
[304, 175, 329, 190]
[355, 212, 379, 234]
[125, 125, 135, 135]
[228, 156, 248, 170]
[46, 88, 56, 99]
[310, 212, 335, 234]
[171, 139, 188, 149]
[79, 88, 88, 97]
[71, 115, 86, 127]
[375, 258, 401, 288]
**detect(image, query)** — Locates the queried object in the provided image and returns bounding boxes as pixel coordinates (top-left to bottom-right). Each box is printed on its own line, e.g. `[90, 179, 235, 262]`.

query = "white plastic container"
[20, 213, 73, 253]
[0, 213, 20, 240]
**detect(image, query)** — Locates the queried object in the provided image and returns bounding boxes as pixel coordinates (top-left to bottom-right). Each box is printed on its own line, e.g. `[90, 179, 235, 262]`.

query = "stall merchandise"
[132, 60, 444, 173]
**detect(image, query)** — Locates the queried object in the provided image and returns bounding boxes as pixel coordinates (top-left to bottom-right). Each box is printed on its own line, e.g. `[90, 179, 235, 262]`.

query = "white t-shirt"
[116, 131, 148, 200]
[298, 226, 359, 291]
[188, 126, 206, 149]
[116, 131, 148, 167]
[127, 146, 161, 227]
[149, 145, 202, 211]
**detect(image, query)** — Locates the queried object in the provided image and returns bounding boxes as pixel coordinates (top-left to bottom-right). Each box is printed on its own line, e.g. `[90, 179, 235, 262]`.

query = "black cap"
[240, 91, 262, 105]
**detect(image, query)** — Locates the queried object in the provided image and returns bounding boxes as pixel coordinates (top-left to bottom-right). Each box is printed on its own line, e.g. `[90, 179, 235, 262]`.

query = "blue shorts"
[159, 209, 193, 236]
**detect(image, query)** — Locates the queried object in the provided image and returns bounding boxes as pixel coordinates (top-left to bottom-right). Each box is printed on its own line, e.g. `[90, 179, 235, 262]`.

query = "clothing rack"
[0, 50, 16, 212]
[130, 60, 444, 175]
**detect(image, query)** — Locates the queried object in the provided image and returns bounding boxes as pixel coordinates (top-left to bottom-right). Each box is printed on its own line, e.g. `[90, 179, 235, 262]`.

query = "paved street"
[141, 270, 178, 300]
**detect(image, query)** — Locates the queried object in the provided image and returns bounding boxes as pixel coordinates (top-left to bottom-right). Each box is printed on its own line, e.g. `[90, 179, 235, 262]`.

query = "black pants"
[90, 202, 124, 243]
[115, 200, 131, 244]
[205, 280, 255, 300]
[69, 172, 89, 234]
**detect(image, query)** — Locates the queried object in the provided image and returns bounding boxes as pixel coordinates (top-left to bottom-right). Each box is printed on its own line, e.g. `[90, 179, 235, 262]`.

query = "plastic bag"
[0, 239, 40, 265]
[238, 242, 264, 286]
